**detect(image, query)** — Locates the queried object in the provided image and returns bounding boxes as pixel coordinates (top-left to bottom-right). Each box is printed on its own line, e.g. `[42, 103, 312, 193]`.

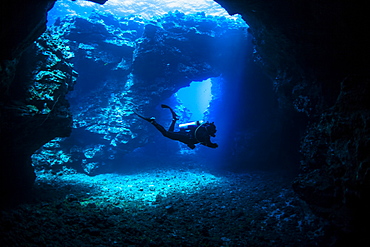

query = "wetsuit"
[135, 105, 218, 149]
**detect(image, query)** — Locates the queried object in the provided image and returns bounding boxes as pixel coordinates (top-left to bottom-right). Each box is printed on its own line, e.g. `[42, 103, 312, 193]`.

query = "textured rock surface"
[48, 0, 230, 21]
[0, 0, 369, 244]
[1, 170, 327, 246]
[215, 0, 370, 242]
[0, 0, 56, 95]
[293, 75, 370, 233]
[31, 12, 248, 175]
[0, 30, 76, 201]
[0, 0, 57, 202]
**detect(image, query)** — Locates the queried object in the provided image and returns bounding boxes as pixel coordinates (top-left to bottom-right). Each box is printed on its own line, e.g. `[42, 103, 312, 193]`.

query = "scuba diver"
[134, 104, 218, 149]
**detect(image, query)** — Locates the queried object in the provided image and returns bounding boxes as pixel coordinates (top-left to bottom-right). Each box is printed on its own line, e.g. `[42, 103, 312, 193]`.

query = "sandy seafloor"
[1, 167, 328, 246]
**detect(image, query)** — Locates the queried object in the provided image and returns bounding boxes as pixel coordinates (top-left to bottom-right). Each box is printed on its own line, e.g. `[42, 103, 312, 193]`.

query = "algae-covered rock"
[1, 28, 77, 199]
[32, 11, 248, 174]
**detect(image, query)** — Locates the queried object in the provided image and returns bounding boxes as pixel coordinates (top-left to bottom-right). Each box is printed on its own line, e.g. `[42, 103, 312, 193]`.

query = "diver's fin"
[161, 104, 170, 109]
[133, 111, 155, 123]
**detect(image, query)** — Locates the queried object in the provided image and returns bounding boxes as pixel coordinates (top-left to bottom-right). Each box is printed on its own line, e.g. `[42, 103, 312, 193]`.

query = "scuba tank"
[179, 120, 204, 130]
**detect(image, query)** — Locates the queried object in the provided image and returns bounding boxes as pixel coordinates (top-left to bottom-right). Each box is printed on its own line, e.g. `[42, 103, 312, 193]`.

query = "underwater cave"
[32, 0, 272, 175]
[0, 0, 369, 246]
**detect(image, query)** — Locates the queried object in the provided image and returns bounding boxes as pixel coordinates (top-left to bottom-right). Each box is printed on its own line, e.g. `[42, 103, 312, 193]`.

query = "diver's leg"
[165, 131, 197, 148]
[134, 111, 155, 123]
[161, 104, 179, 120]
[151, 123, 195, 147]
[168, 118, 177, 132]
[137, 110, 195, 147]
[151, 121, 168, 136]
[161, 104, 178, 132]
[134, 111, 176, 140]
[134, 112, 168, 135]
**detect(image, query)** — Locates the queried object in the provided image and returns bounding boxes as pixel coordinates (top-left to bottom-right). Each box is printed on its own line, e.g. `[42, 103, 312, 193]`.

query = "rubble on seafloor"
[1, 168, 328, 246]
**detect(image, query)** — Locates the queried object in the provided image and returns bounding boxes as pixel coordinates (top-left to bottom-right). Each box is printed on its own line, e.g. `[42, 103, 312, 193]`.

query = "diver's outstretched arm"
[201, 136, 218, 148]
[205, 142, 218, 148]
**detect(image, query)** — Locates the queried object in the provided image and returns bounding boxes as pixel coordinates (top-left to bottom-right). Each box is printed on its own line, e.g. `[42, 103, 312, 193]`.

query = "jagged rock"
[1, 1, 369, 244]
[292, 75, 370, 233]
[0, 0, 57, 201]
[0, 0, 56, 96]
[0, 29, 76, 201]
[31, 12, 248, 175]
[214, 0, 370, 241]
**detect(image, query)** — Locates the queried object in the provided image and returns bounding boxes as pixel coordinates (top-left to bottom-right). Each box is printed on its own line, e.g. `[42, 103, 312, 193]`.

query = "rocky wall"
[1, 0, 369, 243]
[0, 0, 56, 97]
[0, 30, 76, 203]
[215, 0, 370, 242]
[31, 11, 249, 175]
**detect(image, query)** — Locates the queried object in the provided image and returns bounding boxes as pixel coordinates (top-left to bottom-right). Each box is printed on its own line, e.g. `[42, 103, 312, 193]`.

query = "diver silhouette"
[135, 104, 218, 149]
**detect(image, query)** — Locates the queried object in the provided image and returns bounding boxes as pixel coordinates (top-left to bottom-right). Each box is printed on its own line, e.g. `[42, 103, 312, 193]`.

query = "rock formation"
[0, 0, 74, 202]
[0, 28, 77, 202]
[31, 11, 250, 175]
[214, 0, 370, 242]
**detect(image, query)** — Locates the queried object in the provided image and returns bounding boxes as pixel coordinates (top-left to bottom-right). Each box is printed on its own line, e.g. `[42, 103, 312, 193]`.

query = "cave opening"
[1, 0, 343, 245]
[33, 0, 255, 175]
[2, 1, 368, 245]
[175, 78, 213, 122]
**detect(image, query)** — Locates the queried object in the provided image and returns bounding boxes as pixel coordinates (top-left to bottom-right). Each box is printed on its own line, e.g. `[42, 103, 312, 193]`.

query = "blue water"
[41, 0, 254, 174]
[176, 79, 212, 121]
[48, 0, 242, 25]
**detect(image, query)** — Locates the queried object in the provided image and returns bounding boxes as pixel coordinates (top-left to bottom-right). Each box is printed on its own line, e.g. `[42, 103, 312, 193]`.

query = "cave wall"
[215, 0, 370, 241]
[0, 27, 76, 202]
[30, 11, 250, 175]
[0, 0, 67, 202]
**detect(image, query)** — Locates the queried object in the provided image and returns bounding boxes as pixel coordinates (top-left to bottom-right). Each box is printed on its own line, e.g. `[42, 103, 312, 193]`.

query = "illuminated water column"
[175, 78, 213, 121]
